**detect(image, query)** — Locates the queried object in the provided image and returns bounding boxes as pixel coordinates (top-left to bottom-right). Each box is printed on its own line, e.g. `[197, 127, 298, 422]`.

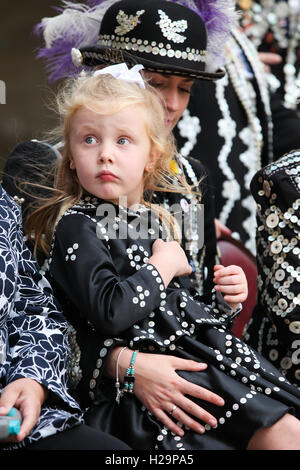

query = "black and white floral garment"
[0, 186, 82, 449]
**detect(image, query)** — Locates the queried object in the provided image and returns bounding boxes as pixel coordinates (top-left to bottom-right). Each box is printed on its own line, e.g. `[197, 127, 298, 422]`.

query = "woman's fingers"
[177, 396, 218, 425]
[181, 379, 224, 407]
[170, 357, 208, 372]
[154, 408, 186, 436]
[154, 392, 220, 436]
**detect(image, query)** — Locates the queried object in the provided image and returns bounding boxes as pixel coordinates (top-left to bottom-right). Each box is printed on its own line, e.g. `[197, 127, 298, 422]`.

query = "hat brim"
[79, 46, 225, 81]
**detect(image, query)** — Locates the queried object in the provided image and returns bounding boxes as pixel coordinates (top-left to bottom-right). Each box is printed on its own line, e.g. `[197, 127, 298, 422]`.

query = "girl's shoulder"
[55, 197, 101, 236]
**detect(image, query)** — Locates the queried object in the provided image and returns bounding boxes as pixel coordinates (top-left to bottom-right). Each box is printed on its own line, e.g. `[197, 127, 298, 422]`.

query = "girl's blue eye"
[85, 136, 97, 144]
[118, 137, 130, 145]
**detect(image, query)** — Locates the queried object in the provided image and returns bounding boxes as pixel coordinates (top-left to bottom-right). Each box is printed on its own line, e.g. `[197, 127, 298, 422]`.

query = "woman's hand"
[213, 264, 248, 312]
[133, 352, 224, 436]
[148, 239, 192, 287]
[0, 378, 48, 442]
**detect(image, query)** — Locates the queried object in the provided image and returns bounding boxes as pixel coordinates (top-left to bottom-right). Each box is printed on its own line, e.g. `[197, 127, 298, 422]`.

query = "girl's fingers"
[213, 264, 224, 271]
[214, 284, 244, 294]
[223, 294, 246, 303]
[214, 265, 242, 276]
[214, 274, 244, 285]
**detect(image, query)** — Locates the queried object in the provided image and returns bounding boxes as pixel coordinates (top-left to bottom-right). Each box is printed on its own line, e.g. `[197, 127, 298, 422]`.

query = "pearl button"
[277, 298, 288, 310]
[289, 321, 300, 334]
[271, 240, 282, 254]
[266, 213, 279, 228]
[275, 269, 285, 281]
[280, 357, 292, 369]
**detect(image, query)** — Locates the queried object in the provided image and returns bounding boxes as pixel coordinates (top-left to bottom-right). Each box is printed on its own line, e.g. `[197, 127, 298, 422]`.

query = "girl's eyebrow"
[76, 124, 98, 132]
[75, 124, 140, 138]
[116, 126, 138, 136]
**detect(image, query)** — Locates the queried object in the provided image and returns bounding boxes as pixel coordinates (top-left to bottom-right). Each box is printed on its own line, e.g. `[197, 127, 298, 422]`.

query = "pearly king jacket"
[243, 149, 300, 388]
[174, 27, 300, 254]
[0, 186, 82, 449]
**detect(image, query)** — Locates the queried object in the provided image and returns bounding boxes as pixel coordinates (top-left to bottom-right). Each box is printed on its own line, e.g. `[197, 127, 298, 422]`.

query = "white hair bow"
[93, 63, 145, 89]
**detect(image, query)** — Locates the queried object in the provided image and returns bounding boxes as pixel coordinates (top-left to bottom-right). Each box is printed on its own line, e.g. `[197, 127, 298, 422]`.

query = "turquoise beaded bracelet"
[115, 348, 138, 403]
[124, 350, 138, 394]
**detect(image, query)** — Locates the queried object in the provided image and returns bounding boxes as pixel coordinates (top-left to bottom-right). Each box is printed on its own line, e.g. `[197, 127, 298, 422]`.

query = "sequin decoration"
[97, 35, 205, 64]
[244, 149, 300, 387]
[115, 9, 145, 36]
[239, 0, 300, 109]
[157, 9, 187, 44]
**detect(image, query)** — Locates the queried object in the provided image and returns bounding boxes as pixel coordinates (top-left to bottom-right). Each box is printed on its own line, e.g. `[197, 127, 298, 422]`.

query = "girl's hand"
[133, 353, 225, 436]
[0, 378, 48, 443]
[213, 264, 248, 312]
[148, 239, 192, 287]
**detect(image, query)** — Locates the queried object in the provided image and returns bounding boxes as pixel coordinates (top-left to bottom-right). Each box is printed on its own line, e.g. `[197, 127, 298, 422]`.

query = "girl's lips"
[97, 171, 118, 182]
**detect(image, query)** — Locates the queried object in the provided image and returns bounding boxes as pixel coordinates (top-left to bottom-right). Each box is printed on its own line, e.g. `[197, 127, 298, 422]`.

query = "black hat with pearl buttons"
[72, 0, 226, 80]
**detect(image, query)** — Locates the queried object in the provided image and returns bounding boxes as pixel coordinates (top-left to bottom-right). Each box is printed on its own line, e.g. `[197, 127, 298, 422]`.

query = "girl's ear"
[145, 162, 153, 172]
[69, 159, 75, 170]
[145, 148, 160, 172]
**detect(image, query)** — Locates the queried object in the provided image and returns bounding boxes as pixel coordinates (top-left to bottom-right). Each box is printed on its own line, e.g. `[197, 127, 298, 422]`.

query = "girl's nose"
[98, 143, 114, 163]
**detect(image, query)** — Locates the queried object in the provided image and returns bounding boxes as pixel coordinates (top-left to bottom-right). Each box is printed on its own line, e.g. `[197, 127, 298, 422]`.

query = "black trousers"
[27, 424, 131, 450]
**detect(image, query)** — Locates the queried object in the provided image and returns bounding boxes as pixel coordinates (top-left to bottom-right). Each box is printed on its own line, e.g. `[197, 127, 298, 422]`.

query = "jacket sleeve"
[1, 226, 80, 412]
[49, 213, 167, 336]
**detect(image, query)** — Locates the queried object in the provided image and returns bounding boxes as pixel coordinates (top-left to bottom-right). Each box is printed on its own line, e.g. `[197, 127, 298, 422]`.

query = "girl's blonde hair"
[25, 71, 200, 255]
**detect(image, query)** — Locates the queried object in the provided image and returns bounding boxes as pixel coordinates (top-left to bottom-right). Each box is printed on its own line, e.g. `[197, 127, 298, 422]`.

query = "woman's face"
[144, 72, 194, 130]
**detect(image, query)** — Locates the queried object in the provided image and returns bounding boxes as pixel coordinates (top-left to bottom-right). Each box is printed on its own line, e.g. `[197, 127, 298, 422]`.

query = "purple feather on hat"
[34, 0, 116, 82]
[34, 19, 86, 83]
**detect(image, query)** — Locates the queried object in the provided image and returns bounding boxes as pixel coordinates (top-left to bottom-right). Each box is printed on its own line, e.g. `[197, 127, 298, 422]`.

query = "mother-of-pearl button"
[289, 321, 300, 334]
[266, 213, 279, 228]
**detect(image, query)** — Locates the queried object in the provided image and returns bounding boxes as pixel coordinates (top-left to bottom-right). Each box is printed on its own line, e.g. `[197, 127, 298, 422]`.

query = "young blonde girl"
[26, 66, 300, 450]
